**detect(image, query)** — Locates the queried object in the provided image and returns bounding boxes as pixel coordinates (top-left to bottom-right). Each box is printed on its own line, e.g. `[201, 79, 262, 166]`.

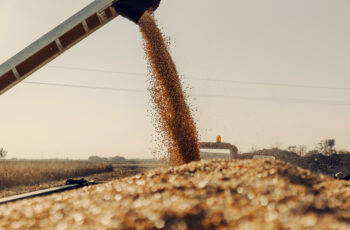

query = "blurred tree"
[0, 148, 7, 158]
[88, 156, 103, 161]
[338, 150, 350, 155]
[249, 146, 259, 154]
[288, 146, 297, 152]
[296, 145, 308, 156]
[305, 150, 319, 157]
[317, 139, 336, 156]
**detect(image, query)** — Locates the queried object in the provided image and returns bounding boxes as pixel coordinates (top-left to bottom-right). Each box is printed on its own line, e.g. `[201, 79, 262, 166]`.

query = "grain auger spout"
[113, 0, 161, 24]
[0, 0, 161, 95]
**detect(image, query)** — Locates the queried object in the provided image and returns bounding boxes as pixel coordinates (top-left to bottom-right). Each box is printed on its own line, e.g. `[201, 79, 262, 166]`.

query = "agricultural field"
[0, 160, 113, 197]
[0, 160, 160, 199]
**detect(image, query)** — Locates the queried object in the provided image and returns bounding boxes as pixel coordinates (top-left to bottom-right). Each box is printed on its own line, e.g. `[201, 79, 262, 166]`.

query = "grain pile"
[138, 11, 200, 165]
[1, 159, 350, 230]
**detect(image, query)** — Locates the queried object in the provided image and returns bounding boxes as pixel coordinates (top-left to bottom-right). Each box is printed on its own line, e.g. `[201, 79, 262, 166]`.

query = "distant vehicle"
[199, 136, 238, 160]
[253, 155, 276, 160]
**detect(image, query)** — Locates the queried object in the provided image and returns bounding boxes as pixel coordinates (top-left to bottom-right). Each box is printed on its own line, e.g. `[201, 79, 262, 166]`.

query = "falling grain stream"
[138, 11, 200, 165]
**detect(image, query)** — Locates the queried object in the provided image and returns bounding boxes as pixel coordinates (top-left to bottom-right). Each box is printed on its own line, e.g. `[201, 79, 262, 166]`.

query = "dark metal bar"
[0, 184, 79, 205]
[0, 178, 99, 205]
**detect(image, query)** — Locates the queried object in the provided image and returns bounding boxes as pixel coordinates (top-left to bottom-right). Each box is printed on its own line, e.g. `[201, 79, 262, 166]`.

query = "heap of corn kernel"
[1, 159, 350, 229]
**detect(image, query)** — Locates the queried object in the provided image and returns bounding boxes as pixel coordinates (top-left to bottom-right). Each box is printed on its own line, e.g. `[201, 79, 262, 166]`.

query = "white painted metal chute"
[0, 0, 119, 95]
[0, 0, 161, 95]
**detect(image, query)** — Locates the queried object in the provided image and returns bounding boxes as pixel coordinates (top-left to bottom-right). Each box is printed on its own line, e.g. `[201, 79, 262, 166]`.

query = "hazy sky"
[1, 0, 350, 159]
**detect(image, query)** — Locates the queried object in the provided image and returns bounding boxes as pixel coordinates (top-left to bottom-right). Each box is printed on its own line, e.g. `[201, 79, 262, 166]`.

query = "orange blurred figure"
[216, 135, 222, 143]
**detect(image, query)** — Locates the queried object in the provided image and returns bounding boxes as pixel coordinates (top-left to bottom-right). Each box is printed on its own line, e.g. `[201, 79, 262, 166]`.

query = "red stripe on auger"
[59, 23, 86, 48]
[86, 13, 101, 30]
[0, 71, 17, 91]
